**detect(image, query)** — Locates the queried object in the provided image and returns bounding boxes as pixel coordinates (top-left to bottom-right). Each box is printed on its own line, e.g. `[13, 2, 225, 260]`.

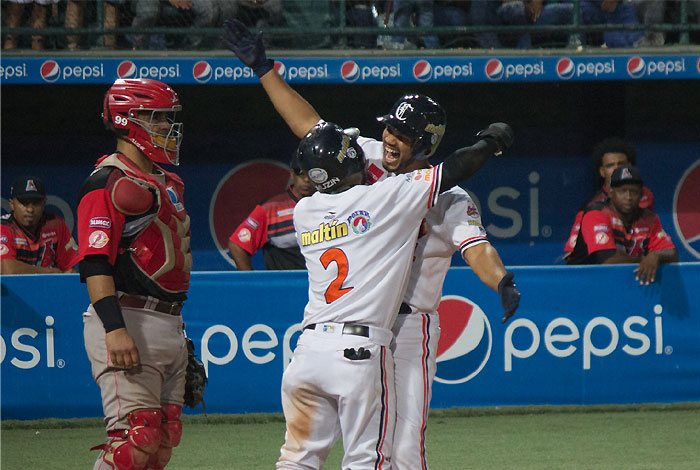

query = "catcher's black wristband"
[93, 295, 126, 333]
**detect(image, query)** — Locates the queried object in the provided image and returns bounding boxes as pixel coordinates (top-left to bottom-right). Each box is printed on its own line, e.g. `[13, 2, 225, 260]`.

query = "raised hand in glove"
[498, 271, 520, 324]
[222, 18, 274, 78]
[476, 123, 514, 157]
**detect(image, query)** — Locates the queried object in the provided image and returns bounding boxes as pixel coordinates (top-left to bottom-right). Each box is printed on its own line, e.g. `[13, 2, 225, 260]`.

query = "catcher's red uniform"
[0, 213, 78, 271]
[77, 153, 191, 300]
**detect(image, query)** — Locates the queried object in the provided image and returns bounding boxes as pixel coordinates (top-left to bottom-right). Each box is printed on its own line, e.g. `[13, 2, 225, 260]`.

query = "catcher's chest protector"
[99, 154, 192, 293]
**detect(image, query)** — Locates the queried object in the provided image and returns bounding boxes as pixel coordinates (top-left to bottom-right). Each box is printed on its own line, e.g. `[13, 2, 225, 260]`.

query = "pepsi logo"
[556, 58, 575, 80]
[341, 60, 360, 83]
[485, 59, 504, 81]
[627, 57, 646, 78]
[117, 60, 137, 79]
[274, 61, 286, 79]
[412, 60, 432, 82]
[40, 60, 60, 83]
[673, 158, 700, 259]
[193, 61, 213, 83]
[434, 295, 492, 384]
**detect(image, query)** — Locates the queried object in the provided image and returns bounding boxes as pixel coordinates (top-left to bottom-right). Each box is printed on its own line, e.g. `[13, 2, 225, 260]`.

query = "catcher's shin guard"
[146, 404, 183, 470]
[91, 409, 162, 470]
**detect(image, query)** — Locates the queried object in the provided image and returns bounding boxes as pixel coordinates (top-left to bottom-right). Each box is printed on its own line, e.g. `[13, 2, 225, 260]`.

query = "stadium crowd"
[2, 0, 700, 50]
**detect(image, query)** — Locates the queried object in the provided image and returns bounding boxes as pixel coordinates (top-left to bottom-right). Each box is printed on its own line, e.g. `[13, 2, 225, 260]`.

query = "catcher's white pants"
[277, 324, 395, 470]
[391, 312, 440, 470]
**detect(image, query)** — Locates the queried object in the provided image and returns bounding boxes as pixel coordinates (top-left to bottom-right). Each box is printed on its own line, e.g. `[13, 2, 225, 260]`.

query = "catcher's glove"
[184, 337, 207, 411]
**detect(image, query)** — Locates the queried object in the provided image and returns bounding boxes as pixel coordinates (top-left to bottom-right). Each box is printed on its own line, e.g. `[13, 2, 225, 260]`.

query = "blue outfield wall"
[1, 152, 699, 270]
[2, 263, 699, 420]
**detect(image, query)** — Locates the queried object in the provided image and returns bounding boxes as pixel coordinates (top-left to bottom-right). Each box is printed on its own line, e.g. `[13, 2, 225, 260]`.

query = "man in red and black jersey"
[228, 155, 315, 270]
[563, 138, 654, 258]
[1, 175, 78, 274]
[77, 79, 191, 470]
[568, 166, 677, 285]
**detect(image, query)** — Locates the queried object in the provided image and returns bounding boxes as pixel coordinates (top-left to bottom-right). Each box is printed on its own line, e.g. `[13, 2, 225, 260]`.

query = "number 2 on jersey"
[320, 248, 353, 303]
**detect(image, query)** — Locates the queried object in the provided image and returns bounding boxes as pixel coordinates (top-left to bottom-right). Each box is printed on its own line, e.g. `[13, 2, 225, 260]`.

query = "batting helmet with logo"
[377, 94, 446, 160]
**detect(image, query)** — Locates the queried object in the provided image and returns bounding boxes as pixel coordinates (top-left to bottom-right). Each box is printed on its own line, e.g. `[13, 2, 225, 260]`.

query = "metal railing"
[2, 0, 699, 52]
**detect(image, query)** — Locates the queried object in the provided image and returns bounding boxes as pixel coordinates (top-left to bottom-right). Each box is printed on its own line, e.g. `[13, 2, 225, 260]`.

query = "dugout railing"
[2, 0, 700, 53]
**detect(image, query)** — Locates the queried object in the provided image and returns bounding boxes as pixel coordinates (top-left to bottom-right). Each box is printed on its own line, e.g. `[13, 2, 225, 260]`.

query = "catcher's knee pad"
[146, 404, 183, 470]
[91, 409, 163, 470]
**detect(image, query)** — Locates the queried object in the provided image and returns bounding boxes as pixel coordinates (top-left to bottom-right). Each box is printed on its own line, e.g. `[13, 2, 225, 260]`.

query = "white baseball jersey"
[359, 135, 488, 314]
[293, 164, 442, 330]
[359, 135, 489, 469]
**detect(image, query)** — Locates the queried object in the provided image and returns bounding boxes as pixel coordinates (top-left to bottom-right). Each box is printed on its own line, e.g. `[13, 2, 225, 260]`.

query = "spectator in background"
[567, 166, 677, 284]
[434, 0, 471, 47]
[228, 155, 315, 270]
[632, 0, 665, 46]
[1, 176, 78, 274]
[470, 0, 534, 48]
[3, 0, 60, 50]
[564, 137, 654, 259]
[130, 0, 220, 49]
[389, 0, 439, 49]
[65, 0, 126, 50]
[282, 0, 332, 48]
[579, 0, 643, 47]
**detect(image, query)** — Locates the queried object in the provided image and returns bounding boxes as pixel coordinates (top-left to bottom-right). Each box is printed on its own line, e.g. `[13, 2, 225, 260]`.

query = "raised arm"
[439, 123, 513, 193]
[223, 19, 321, 138]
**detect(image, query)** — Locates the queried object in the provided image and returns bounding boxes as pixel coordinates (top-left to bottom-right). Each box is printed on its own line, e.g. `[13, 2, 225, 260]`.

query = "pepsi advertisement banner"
[1, 54, 699, 85]
[1, 153, 698, 270]
[2, 264, 699, 420]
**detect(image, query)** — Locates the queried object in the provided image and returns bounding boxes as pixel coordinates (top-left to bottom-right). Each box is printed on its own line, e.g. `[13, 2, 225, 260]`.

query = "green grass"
[3, 404, 700, 469]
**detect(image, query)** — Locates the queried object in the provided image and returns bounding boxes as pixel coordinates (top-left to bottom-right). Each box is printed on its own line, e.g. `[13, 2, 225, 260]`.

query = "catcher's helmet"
[377, 94, 446, 160]
[296, 122, 365, 194]
[103, 79, 183, 166]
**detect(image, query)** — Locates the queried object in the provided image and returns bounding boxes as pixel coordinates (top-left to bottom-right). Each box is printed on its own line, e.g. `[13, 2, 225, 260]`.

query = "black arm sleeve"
[439, 139, 499, 193]
[79, 254, 113, 283]
[589, 249, 616, 264]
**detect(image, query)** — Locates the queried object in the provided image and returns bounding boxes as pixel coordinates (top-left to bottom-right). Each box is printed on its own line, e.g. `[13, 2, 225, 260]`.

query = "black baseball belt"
[304, 323, 370, 337]
[118, 293, 184, 316]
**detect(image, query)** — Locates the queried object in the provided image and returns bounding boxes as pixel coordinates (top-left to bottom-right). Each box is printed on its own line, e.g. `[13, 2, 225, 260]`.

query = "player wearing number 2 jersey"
[222, 18, 517, 469]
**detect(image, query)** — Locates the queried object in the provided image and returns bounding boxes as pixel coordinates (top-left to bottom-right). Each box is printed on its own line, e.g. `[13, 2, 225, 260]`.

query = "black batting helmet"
[377, 94, 446, 160]
[296, 122, 365, 194]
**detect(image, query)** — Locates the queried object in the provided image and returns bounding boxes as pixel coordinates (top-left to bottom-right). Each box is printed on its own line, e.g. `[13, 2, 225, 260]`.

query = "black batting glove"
[476, 123, 514, 157]
[498, 271, 520, 324]
[222, 18, 274, 78]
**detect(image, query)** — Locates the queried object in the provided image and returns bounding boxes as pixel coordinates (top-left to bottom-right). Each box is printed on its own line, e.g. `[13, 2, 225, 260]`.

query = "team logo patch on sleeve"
[467, 202, 479, 217]
[595, 233, 609, 245]
[89, 217, 112, 229]
[238, 228, 252, 243]
[348, 211, 372, 235]
[0, 244, 8, 256]
[88, 230, 110, 249]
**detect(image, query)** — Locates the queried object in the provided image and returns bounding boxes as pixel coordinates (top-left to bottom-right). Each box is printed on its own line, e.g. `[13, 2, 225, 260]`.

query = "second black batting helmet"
[297, 122, 366, 194]
[377, 94, 446, 160]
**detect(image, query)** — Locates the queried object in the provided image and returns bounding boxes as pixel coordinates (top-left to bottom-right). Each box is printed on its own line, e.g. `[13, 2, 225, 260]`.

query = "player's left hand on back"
[498, 271, 520, 324]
